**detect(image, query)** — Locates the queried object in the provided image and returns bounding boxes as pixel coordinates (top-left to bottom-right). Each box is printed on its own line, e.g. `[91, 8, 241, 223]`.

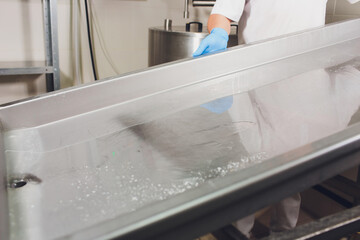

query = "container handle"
[186, 22, 203, 32]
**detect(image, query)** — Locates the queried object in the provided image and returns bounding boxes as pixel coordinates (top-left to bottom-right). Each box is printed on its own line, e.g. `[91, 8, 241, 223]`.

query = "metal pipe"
[72, 0, 81, 85]
[184, 0, 189, 18]
[164, 19, 172, 31]
[192, 0, 215, 7]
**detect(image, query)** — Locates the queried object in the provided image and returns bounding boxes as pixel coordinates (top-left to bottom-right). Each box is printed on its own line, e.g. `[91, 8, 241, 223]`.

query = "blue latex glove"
[193, 28, 232, 114]
[193, 27, 229, 57]
[201, 96, 233, 114]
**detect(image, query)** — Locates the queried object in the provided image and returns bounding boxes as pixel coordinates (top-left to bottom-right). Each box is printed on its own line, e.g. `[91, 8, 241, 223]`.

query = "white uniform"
[210, 0, 360, 237]
[230, 63, 360, 236]
[212, 0, 359, 44]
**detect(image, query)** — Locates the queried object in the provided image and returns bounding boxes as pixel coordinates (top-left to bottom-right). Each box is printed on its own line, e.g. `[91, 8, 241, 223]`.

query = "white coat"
[232, 62, 360, 236]
[210, 0, 360, 236]
[212, 0, 360, 44]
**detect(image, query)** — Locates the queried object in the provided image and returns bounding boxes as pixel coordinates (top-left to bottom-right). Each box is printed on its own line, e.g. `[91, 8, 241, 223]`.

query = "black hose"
[84, 0, 98, 80]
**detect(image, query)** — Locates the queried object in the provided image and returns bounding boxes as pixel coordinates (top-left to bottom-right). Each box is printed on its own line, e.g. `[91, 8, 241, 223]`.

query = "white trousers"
[230, 64, 360, 236]
[234, 193, 301, 237]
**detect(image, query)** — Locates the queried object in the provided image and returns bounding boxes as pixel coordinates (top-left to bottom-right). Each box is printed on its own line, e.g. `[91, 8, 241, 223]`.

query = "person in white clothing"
[193, 0, 360, 238]
[194, 0, 359, 56]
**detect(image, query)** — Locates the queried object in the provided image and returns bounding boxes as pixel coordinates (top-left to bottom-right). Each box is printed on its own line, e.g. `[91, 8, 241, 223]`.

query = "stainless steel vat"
[1, 19, 360, 240]
[0, 131, 8, 240]
[148, 20, 238, 66]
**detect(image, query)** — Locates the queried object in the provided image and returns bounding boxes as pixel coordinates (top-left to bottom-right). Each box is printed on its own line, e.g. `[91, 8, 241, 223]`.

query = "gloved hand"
[193, 28, 232, 114]
[193, 28, 229, 57]
[201, 96, 233, 114]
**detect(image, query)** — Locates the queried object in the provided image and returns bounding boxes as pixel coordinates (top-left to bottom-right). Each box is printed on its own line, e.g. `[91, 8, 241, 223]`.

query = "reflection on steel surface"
[5, 58, 360, 240]
[1, 19, 360, 240]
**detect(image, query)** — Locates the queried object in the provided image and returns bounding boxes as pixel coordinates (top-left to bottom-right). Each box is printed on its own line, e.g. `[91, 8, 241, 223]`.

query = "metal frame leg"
[261, 205, 360, 240]
[212, 225, 250, 240]
[356, 166, 360, 205]
[43, 0, 60, 91]
[313, 168, 360, 208]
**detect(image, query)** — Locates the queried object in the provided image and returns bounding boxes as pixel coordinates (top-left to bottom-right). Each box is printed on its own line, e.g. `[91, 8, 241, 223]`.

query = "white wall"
[0, 0, 359, 104]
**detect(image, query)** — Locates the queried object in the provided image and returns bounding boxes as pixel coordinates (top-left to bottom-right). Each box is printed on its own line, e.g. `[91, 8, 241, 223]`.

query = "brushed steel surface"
[1, 19, 360, 240]
[1, 19, 359, 130]
[0, 130, 9, 240]
[148, 24, 238, 66]
[148, 26, 206, 66]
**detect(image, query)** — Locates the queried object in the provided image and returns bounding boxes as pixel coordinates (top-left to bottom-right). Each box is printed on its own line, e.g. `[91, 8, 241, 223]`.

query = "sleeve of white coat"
[211, 0, 246, 22]
[347, 0, 360, 3]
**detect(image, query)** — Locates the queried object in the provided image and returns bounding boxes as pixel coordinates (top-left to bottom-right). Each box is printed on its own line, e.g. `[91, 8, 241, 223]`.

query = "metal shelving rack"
[0, 0, 60, 92]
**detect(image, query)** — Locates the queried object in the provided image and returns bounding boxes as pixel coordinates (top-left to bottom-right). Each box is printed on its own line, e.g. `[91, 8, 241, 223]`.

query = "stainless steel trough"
[1, 19, 360, 240]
